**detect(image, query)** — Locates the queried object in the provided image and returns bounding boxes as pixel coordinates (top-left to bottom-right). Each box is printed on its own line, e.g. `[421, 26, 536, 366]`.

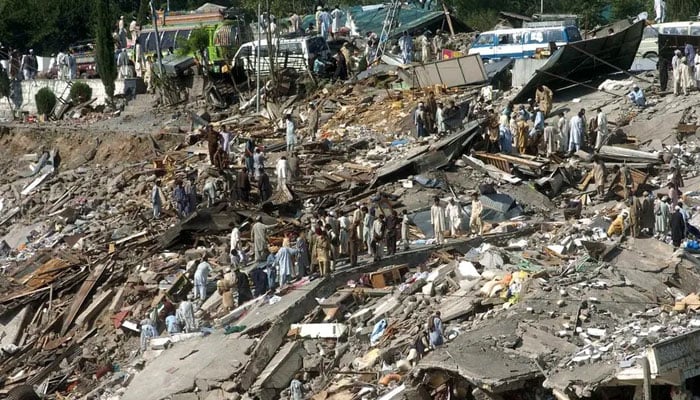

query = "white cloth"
[330, 8, 343, 33]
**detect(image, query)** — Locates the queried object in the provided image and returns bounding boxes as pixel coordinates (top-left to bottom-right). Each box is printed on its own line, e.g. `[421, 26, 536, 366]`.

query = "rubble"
[5, 7, 700, 400]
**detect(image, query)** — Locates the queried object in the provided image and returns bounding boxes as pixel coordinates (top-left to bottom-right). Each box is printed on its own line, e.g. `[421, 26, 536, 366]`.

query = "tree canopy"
[0, 0, 698, 56]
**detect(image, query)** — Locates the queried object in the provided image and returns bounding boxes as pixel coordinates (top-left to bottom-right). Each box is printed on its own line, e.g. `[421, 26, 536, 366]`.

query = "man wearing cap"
[275, 240, 299, 286]
[430, 197, 446, 245]
[446, 198, 463, 237]
[673, 49, 683, 95]
[654, 196, 670, 238]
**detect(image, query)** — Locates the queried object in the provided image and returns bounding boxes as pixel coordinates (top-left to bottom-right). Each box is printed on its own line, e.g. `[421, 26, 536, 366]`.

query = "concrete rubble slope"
[121, 334, 255, 400]
[6, 10, 700, 400]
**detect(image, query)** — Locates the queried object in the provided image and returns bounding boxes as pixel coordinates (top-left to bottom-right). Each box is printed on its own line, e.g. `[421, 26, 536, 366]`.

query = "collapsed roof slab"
[513, 20, 646, 103]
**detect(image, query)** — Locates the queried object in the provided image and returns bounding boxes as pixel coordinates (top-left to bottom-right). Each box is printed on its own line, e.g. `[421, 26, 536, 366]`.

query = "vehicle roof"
[476, 26, 578, 35]
[654, 21, 700, 27]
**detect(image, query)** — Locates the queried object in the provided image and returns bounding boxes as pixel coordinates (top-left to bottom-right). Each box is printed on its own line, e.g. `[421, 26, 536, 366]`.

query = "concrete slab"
[121, 333, 254, 400]
[236, 279, 322, 332]
[251, 341, 303, 395]
[0, 305, 32, 346]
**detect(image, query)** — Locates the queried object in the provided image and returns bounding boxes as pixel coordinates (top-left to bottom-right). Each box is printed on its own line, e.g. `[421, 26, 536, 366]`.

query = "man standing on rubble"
[655, 196, 671, 238]
[428, 311, 444, 348]
[516, 115, 529, 155]
[557, 111, 569, 153]
[320, 8, 332, 40]
[641, 191, 655, 235]
[414, 102, 427, 138]
[234, 267, 254, 304]
[430, 197, 446, 245]
[446, 198, 463, 237]
[151, 180, 163, 219]
[425, 92, 437, 133]
[330, 6, 343, 39]
[364, 208, 375, 256]
[535, 85, 553, 116]
[399, 31, 413, 64]
[671, 206, 685, 248]
[276, 156, 291, 191]
[673, 50, 683, 95]
[177, 294, 197, 333]
[237, 166, 251, 202]
[629, 194, 642, 238]
[193, 257, 212, 301]
[217, 269, 235, 311]
[420, 30, 431, 62]
[470, 193, 483, 236]
[371, 213, 386, 261]
[203, 177, 217, 207]
[568, 109, 585, 154]
[543, 123, 557, 157]
[680, 57, 691, 96]
[184, 177, 198, 215]
[307, 103, 320, 140]
[173, 179, 188, 218]
[592, 156, 607, 198]
[252, 215, 276, 262]
[258, 167, 272, 203]
[401, 209, 411, 251]
[315, 228, 332, 276]
[352, 204, 365, 250]
[285, 114, 297, 155]
[338, 212, 350, 257]
[275, 241, 299, 286]
[436, 102, 446, 135]
[620, 162, 633, 201]
[432, 29, 445, 60]
[595, 108, 608, 151]
[384, 210, 398, 255]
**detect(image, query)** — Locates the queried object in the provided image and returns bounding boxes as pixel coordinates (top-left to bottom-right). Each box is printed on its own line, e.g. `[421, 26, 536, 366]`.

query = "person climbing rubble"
[427, 311, 444, 348]
[193, 256, 212, 301]
[177, 294, 197, 333]
[607, 210, 630, 237]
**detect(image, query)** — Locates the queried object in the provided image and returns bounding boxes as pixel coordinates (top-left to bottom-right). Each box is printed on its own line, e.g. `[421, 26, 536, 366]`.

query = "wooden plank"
[60, 261, 110, 335]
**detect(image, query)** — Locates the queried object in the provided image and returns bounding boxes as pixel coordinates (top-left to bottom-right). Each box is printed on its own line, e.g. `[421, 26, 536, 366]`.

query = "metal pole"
[540, 0, 543, 14]
[256, 2, 261, 112]
[149, 0, 164, 74]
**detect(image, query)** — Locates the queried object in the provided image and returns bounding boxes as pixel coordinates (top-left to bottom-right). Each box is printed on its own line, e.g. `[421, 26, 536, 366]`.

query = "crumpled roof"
[513, 19, 646, 103]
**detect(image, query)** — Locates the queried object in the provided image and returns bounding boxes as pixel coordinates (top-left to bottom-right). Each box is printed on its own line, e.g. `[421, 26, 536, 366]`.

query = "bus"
[468, 25, 582, 60]
[636, 21, 700, 59]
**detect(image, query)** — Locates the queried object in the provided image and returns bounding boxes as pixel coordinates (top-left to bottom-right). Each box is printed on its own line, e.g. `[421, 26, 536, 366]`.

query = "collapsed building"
[3, 5, 700, 400]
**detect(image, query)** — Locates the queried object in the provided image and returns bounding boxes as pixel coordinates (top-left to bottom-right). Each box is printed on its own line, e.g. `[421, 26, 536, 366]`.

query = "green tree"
[95, 0, 118, 101]
[177, 27, 210, 58]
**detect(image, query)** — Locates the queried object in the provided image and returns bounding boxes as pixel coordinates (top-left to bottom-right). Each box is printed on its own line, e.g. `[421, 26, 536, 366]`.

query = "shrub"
[35, 87, 57, 116]
[69, 82, 92, 104]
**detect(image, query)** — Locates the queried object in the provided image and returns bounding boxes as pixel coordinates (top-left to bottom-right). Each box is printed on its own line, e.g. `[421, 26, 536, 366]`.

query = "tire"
[643, 52, 658, 60]
[6, 385, 40, 400]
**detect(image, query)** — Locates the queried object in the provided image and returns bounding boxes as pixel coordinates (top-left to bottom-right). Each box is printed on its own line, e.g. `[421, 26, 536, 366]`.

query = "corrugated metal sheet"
[513, 20, 646, 103]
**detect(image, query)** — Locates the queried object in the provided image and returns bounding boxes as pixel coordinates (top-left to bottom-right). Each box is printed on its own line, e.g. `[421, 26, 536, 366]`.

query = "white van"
[468, 25, 582, 60]
[232, 35, 331, 76]
[636, 21, 700, 59]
